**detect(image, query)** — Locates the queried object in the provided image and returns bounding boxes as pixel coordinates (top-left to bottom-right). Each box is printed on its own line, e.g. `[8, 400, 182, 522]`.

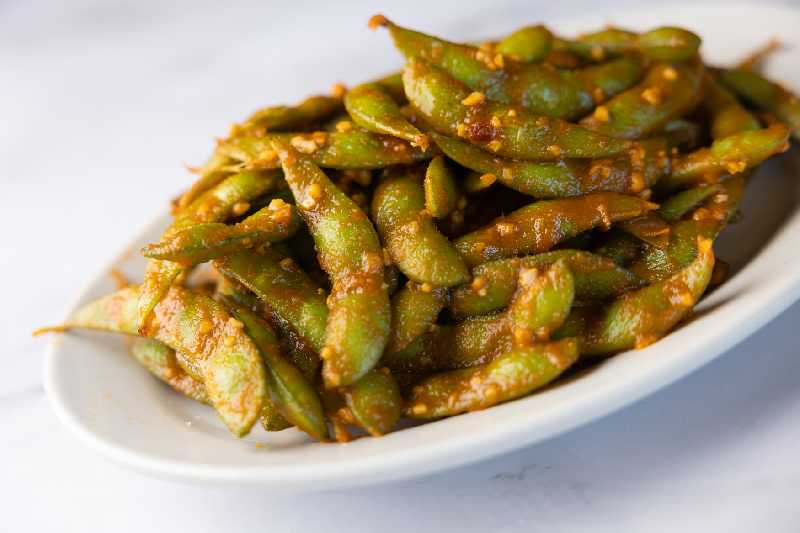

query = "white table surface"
[4, 0, 799, 530]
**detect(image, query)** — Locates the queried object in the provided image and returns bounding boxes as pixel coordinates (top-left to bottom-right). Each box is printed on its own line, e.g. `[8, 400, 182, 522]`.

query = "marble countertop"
[4, 0, 799, 530]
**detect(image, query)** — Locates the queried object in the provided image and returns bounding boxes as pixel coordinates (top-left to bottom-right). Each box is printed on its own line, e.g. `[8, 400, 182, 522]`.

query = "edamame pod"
[580, 60, 705, 139]
[372, 170, 469, 286]
[386, 282, 447, 354]
[424, 155, 460, 218]
[450, 249, 643, 318]
[431, 132, 668, 197]
[237, 94, 343, 136]
[657, 184, 721, 222]
[141, 198, 300, 265]
[129, 337, 208, 404]
[406, 338, 579, 418]
[496, 25, 553, 62]
[343, 368, 402, 436]
[403, 58, 632, 160]
[556, 237, 714, 354]
[272, 138, 390, 387]
[138, 170, 282, 333]
[226, 300, 328, 441]
[379, 17, 643, 119]
[703, 74, 761, 140]
[219, 130, 433, 170]
[717, 68, 800, 140]
[49, 286, 267, 437]
[568, 26, 701, 62]
[345, 82, 428, 148]
[454, 192, 657, 266]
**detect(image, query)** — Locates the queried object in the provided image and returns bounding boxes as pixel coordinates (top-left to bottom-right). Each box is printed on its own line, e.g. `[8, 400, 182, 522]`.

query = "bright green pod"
[403, 58, 632, 161]
[386, 282, 447, 354]
[569, 26, 701, 62]
[141, 200, 301, 265]
[496, 25, 553, 62]
[388, 265, 575, 372]
[215, 247, 329, 355]
[703, 74, 761, 140]
[424, 155, 459, 218]
[630, 175, 745, 282]
[373, 171, 469, 287]
[657, 184, 722, 222]
[129, 337, 209, 404]
[219, 130, 433, 170]
[717, 68, 800, 140]
[454, 192, 657, 266]
[406, 338, 579, 418]
[177, 151, 237, 210]
[344, 82, 428, 147]
[581, 60, 705, 139]
[431, 132, 669, 198]
[237, 94, 343, 136]
[660, 123, 789, 190]
[272, 138, 390, 388]
[450, 249, 643, 318]
[49, 286, 267, 437]
[343, 368, 403, 436]
[381, 18, 642, 119]
[556, 237, 714, 355]
[138, 170, 282, 333]
[226, 301, 329, 441]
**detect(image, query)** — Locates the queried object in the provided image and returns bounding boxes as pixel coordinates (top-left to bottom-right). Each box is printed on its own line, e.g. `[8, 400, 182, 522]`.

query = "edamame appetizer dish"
[38, 15, 796, 442]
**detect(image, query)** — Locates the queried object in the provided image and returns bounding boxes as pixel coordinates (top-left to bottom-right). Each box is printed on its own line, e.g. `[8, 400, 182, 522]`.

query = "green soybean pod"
[657, 184, 722, 222]
[424, 155, 460, 218]
[219, 130, 433, 170]
[557, 237, 714, 355]
[580, 60, 705, 139]
[402, 58, 632, 160]
[386, 282, 448, 354]
[454, 192, 657, 266]
[717, 68, 800, 140]
[237, 94, 344, 136]
[450, 250, 643, 318]
[372, 170, 469, 287]
[343, 368, 403, 436]
[703, 74, 761, 140]
[47, 286, 267, 437]
[496, 25, 553, 62]
[406, 338, 579, 418]
[227, 301, 329, 441]
[129, 337, 209, 404]
[271, 138, 390, 388]
[345, 82, 428, 148]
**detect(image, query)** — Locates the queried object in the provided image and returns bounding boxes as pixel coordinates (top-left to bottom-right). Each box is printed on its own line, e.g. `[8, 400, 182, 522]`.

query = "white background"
[3, 0, 799, 530]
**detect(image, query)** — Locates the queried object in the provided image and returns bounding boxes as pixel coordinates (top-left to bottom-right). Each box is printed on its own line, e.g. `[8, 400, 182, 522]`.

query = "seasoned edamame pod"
[454, 192, 657, 266]
[657, 184, 722, 222]
[402, 58, 633, 160]
[236, 94, 344, 136]
[407, 338, 579, 418]
[343, 368, 403, 436]
[272, 138, 390, 387]
[580, 60, 705, 139]
[215, 247, 329, 355]
[387, 263, 575, 371]
[386, 282, 447, 354]
[141, 198, 300, 265]
[372, 170, 469, 287]
[496, 24, 553, 62]
[378, 16, 643, 119]
[556, 237, 714, 354]
[219, 130, 433, 170]
[431, 132, 668, 197]
[138, 170, 281, 333]
[424, 155, 460, 218]
[567, 26, 701, 62]
[703, 74, 761, 140]
[129, 337, 208, 404]
[717, 68, 800, 139]
[49, 286, 267, 437]
[450, 250, 643, 318]
[660, 123, 789, 190]
[225, 300, 328, 441]
[345, 82, 428, 147]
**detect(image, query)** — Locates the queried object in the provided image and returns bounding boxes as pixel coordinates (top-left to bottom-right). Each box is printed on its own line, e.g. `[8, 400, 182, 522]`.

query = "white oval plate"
[44, 2, 800, 489]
